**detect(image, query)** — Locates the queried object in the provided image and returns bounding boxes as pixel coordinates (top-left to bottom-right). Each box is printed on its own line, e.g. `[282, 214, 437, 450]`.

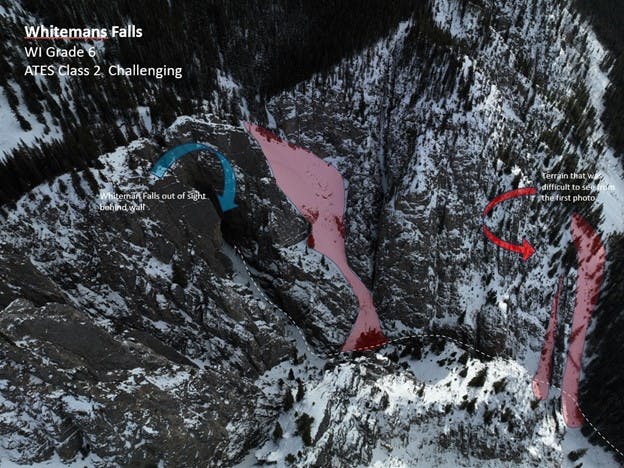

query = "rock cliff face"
[0, 0, 623, 466]
[0, 116, 365, 465]
[257, 0, 624, 464]
[267, 0, 610, 348]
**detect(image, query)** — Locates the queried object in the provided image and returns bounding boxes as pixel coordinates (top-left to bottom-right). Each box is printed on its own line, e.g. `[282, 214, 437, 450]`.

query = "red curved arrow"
[482, 187, 537, 261]
[483, 186, 537, 216]
[483, 225, 535, 261]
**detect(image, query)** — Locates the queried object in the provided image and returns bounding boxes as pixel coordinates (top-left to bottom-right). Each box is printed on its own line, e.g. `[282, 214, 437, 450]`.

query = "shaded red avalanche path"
[246, 123, 387, 352]
[562, 213, 606, 427]
[532, 275, 564, 400]
[531, 214, 606, 427]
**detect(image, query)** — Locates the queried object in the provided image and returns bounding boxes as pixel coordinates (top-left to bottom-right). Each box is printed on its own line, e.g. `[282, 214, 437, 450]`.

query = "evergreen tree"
[296, 380, 305, 402]
[283, 389, 294, 411]
[272, 422, 283, 440]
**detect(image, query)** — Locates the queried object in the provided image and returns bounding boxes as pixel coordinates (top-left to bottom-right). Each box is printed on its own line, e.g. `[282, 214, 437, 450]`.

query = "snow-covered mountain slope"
[0, 0, 623, 466]
[260, 0, 624, 465]
[0, 0, 414, 207]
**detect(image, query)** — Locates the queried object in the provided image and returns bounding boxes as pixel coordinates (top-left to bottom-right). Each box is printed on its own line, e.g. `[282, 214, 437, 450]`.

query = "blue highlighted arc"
[151, 143, 237, 212]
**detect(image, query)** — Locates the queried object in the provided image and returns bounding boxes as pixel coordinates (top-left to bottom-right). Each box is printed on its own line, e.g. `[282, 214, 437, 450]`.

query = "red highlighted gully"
[484, 188, 607, 429]
[248, 127, 607, 431]
[246, 124, 387, 352]
[532, 214, 606, 428]
[532, 275, 563, 400]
